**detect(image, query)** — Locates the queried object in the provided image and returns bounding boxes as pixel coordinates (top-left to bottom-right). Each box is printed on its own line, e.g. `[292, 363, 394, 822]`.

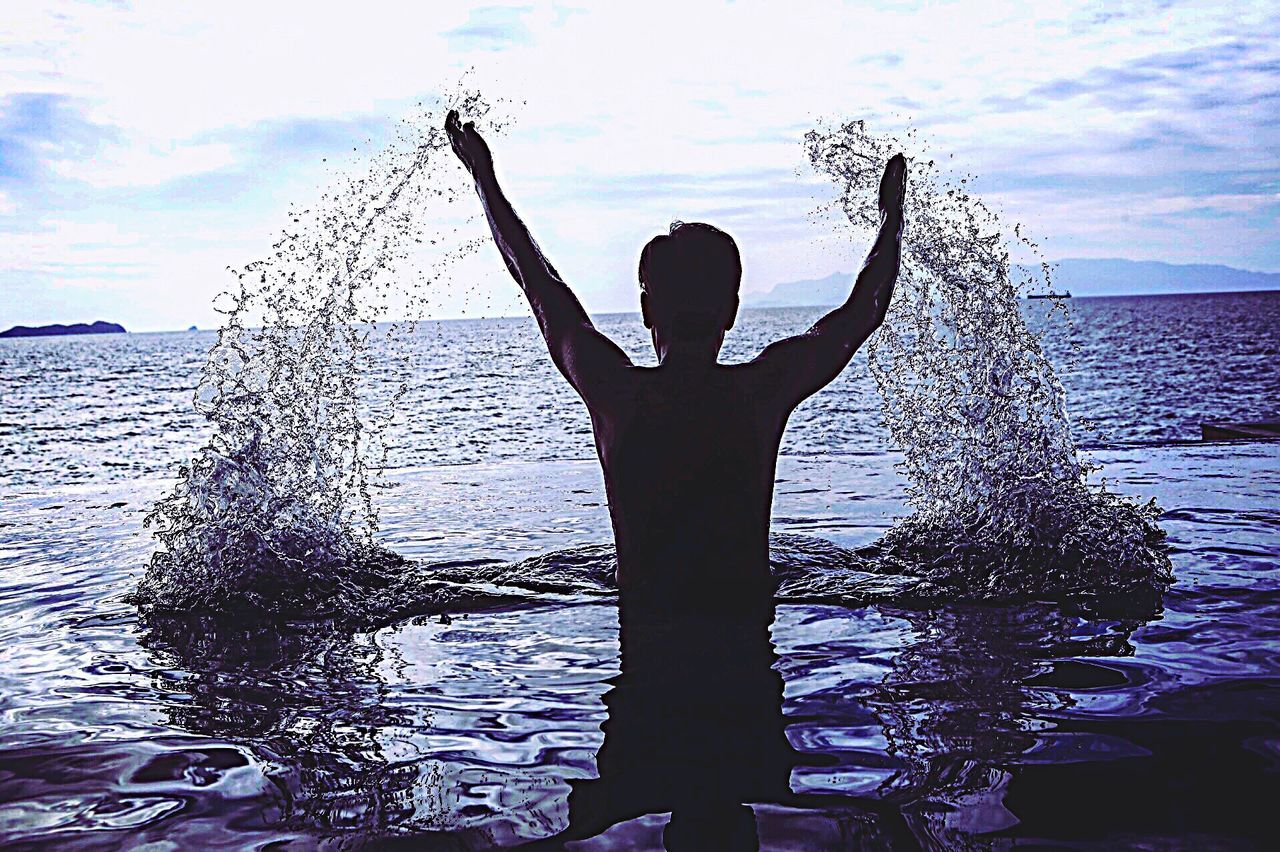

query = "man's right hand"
[445, 109, 494, 178]
[880, 153, 907, 225]
[749, 152, 906, 407]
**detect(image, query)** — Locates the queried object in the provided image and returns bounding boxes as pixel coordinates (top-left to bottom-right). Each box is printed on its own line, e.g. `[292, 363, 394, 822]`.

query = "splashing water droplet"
[132, 91, 506, 622]
[806, 120, 1171, 604]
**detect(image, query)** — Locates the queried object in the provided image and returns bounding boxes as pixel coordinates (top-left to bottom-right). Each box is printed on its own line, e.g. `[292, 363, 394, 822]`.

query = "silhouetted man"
[445, 111, 906, 613]
[447, 111, 906, 848]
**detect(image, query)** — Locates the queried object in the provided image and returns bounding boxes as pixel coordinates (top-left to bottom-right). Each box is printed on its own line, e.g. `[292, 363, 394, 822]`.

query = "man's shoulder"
[718, 355, 802, 412]
[719, 357, 783, 385]
[579, 363, 652, 415]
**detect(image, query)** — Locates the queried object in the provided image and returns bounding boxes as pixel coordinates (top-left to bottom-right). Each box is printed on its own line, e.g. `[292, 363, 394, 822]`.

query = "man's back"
[589, 361, 788, 607]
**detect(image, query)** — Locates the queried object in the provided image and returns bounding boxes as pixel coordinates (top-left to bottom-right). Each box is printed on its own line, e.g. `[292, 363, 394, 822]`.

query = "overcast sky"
[2, 0, 1277, 331]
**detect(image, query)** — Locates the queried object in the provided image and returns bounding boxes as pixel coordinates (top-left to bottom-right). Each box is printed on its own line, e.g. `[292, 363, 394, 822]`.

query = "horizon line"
[10, 287, 1276, 336]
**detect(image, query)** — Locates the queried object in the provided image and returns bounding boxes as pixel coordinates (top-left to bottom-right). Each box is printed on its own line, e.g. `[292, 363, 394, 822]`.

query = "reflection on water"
[127, 579, 1172, 848]
[2, 447, 1277, 847]
[867, 603, 1145, 844]
[135, 614, 429, 835]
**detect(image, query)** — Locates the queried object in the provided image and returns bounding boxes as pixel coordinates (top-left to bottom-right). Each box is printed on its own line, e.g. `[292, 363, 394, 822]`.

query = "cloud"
[862, 52, 904, 69]
[0, 93, 116, 186]
[982, 39, 1278, 117]
[444, 5, 535, 51]
[1141, 193, 1280, 216]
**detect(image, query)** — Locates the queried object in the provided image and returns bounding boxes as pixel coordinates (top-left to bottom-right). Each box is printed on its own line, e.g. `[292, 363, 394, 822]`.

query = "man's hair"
[638, 221, 742, 338]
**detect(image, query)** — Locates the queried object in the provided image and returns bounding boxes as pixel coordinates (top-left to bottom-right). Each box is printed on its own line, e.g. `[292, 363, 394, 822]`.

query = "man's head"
[638, 222, 741, 346]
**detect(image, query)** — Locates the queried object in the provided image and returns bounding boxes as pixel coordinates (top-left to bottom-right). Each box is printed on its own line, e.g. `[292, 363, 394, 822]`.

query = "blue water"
[5, 295, 1277, 489]
[1, 294, 1279, 847]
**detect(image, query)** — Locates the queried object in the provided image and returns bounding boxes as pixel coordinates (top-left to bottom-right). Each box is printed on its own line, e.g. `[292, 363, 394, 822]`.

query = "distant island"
[1015, 259, 1280, 298]
[743, 259, 1280, 308]
[0, 321, 127, 339]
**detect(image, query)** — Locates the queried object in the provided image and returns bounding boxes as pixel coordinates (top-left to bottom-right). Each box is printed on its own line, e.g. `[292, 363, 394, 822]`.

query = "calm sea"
[1, 292, 1278, 847]
[4, 293, 1278, 489]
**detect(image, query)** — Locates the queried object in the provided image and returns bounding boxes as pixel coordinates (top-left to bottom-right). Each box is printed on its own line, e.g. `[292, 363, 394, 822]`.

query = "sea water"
[1, 301, 1277, 846]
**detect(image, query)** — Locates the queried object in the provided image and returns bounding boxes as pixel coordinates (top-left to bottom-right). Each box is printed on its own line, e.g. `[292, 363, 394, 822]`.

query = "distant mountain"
[743, 271, 852, 309]
[743, 259, 1280, 308]
[1015, 259, 1280, 297]
[0, 320, 127, 338]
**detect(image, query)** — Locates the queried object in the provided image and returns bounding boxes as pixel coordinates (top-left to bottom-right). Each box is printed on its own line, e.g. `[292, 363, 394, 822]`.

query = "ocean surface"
[2, 292, 1279, 848]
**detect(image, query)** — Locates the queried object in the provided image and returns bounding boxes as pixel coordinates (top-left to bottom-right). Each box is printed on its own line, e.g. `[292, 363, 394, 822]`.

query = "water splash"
[132, 91, 504, 621]
[134, 104, 1169, 625]
[806, 120, 1171, 602]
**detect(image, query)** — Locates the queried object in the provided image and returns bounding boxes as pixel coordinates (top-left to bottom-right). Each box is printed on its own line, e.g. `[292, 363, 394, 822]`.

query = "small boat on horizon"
[1026, 291, 1072, 299]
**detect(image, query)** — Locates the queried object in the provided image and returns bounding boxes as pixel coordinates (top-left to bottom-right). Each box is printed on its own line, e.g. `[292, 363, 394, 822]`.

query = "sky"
[1, 0, 1277, 331]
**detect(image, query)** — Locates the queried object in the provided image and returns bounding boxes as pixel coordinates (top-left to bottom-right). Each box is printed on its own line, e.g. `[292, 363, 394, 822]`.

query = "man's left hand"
[445, 109, 494, 177]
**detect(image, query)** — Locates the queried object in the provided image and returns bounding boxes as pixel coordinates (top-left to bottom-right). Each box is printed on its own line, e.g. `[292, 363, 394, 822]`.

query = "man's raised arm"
[752, 154, 907, 408]
[445, 111, 630, 399]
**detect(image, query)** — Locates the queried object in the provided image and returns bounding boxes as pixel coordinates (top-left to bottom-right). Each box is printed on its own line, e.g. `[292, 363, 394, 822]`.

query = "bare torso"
[586, 360, 791, 610]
